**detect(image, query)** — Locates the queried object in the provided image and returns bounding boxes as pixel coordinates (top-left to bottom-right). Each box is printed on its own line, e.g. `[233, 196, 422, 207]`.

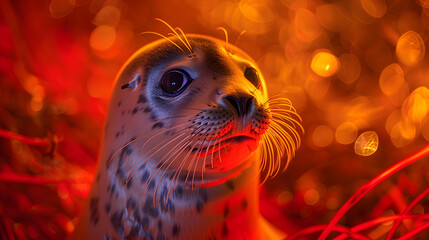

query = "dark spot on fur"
[158, 220, 162, 230]
[127, 197, 137, 212]
[141, 171, 149, 183]
[115, 132, 120, 138]
[117, 101, 122, 107]
[144, 107, 151, 113]
[89, 197, 100, 225]
[122, 110, 125, 115]
[126, 178, 133, 189]
[223, 204, 229, 218]
[138, 94, 147, 104]
[105, 202, 111, 213]
[160, 186, 175, 214]
[104, 235, 111, 240]
[225, 180, 234, 190]
[213, 76, 217, 81]
[143, 197, 159, 218]
[152, 122, 164, 129]
[110, 210, 124, 234]
[222, 223, 229, 237]
[132, 107, 138, 114]
[172, 224, 180, 237]
[174, 186, 183, 199]
[196, 201, 203, 213]
[147, 180, 155, 190]
[110, 183, 116, 199]
[199, 189, 208, 203]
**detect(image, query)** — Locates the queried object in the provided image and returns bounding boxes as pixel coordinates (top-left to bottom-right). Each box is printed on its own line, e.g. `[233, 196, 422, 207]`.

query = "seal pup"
[72, 22, 302, 240]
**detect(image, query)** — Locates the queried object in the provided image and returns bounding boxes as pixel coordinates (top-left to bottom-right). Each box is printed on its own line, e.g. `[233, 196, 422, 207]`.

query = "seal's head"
[104, 31, 301, 192]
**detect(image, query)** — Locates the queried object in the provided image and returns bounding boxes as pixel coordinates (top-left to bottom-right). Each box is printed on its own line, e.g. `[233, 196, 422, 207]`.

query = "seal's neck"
[85, 150, 262, 240]
[159, 157, 261, 239]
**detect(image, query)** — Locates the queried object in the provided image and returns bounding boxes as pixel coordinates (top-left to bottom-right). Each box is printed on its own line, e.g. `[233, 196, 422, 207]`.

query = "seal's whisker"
[171, 126, 206, 190]
[266, 128, 283, 177]
[160, 140, 195, 204]
[124, 123, 189, 185]
[217, 140, 223, 164]
[260, 132, 276, 184]
[267, 126, 291, 176]
[147, 134, 193, 205]
[234, 30, 247, 46]
[188, 131, 212, 189]
[202, 137, 219, 184]
[154, 18, 194, 56]
[270, 111, 304, 133]
[175, 27, 194, 54]
[265, 130, 280, 180]
[193, 133, 217, 188]
[271, 114, 302, 146]
[270, 121, 296, 152]
[217, 27, 229, 53]
[258, 137, 268, 178]
[144, 131, 189, 197]
[141, 31, 186, 53]
[109, 117, 188, 167]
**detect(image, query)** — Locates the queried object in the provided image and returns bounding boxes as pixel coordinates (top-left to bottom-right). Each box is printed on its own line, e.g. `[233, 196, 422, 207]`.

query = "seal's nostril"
[224, 95, 254, 117]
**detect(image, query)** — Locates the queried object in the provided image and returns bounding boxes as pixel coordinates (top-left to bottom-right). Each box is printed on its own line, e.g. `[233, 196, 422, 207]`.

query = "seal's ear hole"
[121, 74, 141, 91]
[244, 67, 260, 88]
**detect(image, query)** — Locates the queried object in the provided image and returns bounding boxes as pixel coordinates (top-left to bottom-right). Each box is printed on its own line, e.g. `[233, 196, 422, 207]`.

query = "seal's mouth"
[191, 134, 258, 156]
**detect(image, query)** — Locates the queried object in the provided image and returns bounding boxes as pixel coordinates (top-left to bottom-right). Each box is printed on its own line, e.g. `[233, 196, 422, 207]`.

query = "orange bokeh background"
[0, 0, 428, 239]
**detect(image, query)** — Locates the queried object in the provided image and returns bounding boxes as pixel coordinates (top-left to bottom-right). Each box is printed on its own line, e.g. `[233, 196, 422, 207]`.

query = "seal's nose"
[223, 94, 254, 117]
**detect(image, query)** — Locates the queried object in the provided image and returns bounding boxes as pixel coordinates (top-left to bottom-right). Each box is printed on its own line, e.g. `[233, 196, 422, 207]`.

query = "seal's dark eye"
[161, 70, 190, 95]
[244, 67, 260, 87]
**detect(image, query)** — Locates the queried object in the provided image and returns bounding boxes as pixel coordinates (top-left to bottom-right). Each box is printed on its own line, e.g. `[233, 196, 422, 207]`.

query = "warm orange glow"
[304, 189, 320, 205]
[379, 63, 404, 96]
[90, 25, 116, 51]
[337, 54, 361, 84]
[396, 31, 425, 66]
[335, 122, 358, 145]
[316, 4, 346, 32]
[295, 9, 322, 42]
[405, 87, 429, 124]
[360, 0, 387, 18]
[49, 0, 75, 18]
[277, 191, 293, 205]
[311, 51, 339, 77]
[312, 125, 334, 147]
[354, 131, 379, 156]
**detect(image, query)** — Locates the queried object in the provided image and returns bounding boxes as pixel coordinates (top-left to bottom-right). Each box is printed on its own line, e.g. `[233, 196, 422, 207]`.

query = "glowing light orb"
[90, 25, 116, 51]
[311, 52, 339, 77]
[379, 63, 404, 96]
[396, 31, 425, 66]
[360, 0, 387, 18]
[354, 131, 379, 156]
[335, 122, 358, 145]
[312, 125, 334, 147]
[337, 54, 361, 84]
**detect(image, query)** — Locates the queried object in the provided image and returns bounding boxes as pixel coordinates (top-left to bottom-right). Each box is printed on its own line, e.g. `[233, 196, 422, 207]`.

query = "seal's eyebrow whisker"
[217, 27, 231, 54]
[141, 31, 186, 54]
[234, 30, 247, 46]
[216, 27, 229, 45]
[174, 27, 194, 56]
[154, 18, 195, 57]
